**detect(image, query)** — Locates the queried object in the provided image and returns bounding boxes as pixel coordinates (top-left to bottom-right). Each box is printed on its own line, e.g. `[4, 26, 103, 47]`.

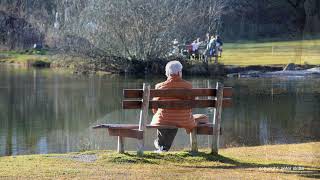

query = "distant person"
[215, 35, 223, 57]
[203, 34, 211, 61]
[186, 41, 193, 55]
[191, 40, 197, 54]
[171, 38, 179, 55]
[196, 37, 201, 45]
[207, 35, 216, 56]
[151, 61, 208, 152]
[191, 38, 201, 59]
[173, 39, 178, 46]
[33, 43, 43, 50]
[205, 33, 210, 44]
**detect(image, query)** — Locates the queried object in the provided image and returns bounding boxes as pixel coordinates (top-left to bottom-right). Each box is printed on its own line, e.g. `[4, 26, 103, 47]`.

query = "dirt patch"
[53, 154, 97, 163]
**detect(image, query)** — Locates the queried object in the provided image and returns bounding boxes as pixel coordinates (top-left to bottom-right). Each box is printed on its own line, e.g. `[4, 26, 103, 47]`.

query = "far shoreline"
[1, 52, 315, 77]
[1, 42, 319, 77]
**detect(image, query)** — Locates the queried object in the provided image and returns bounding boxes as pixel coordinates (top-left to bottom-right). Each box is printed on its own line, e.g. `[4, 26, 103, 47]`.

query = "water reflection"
[0, 65, 319, 156]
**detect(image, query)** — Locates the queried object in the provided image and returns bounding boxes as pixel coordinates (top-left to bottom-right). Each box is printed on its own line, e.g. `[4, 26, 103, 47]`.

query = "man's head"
[165, 61, 183, 77]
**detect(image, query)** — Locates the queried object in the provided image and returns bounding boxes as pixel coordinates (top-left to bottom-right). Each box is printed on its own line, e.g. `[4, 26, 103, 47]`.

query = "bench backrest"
[123, 88, 232, 109]
[123, 82, 231, 155]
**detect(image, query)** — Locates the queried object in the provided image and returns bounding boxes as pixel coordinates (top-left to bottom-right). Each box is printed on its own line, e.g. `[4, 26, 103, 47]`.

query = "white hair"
[165, 61, 183, 77]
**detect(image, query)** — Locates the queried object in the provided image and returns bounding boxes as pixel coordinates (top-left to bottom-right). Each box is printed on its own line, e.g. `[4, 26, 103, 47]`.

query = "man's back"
[151, 75, 196, 133]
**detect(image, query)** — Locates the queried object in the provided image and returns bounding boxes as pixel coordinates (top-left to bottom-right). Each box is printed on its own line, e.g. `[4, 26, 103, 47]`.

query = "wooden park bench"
[93, 82, 232, 156]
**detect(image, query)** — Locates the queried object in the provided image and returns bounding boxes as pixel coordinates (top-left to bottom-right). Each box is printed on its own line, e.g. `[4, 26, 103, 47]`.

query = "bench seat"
[93, 123, 220, 137]
[93, 124, 139, 129]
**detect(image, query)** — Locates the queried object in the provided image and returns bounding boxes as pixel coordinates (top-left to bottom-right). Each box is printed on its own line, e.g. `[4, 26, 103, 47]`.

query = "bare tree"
[1, 0, 228, 59]
[100, 0, 228, 60]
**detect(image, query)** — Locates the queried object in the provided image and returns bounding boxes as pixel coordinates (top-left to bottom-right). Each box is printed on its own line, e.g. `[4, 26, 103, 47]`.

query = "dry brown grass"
[0, 142, 319, 179]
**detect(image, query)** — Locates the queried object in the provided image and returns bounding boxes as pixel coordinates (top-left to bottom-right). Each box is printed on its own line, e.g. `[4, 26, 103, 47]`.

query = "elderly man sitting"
[151, 61, 208, 152]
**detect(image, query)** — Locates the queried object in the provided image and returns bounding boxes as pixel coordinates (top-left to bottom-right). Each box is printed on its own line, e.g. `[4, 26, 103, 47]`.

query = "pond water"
[0, 65, 319, 156]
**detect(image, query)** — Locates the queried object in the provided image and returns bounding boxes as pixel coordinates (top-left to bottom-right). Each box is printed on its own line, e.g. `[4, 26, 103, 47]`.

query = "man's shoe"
[153, 149, 168, 153]
[154, 140, 167, 153]
[154, 139, 160, 150]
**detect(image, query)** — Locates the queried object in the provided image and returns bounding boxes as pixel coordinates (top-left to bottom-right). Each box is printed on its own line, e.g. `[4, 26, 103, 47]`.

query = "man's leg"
[155, 128, 178, 151]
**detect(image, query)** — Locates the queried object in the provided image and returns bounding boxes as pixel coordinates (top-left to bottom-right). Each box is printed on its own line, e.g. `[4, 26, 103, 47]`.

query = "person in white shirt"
[207, 36, 216, 56]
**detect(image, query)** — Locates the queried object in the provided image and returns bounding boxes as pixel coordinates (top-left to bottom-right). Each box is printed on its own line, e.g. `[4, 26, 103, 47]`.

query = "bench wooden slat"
[146, 125, 178, 129]
[223, 87, 232, 97]
[124, 89, 143, 98]
[93, 124, 139, 129]
[124, 88, 232, 98]
[146, 123, 218, 135]
[202, 127, 221, 136]
[108, 128, 143, 139]
[197, 124, 215, 135]
[123, 98, 232, 109]
[94, 123, 219, 135]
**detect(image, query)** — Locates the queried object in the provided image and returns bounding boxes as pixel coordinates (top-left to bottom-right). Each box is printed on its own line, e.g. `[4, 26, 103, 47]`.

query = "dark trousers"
[155, 128, 178, 151]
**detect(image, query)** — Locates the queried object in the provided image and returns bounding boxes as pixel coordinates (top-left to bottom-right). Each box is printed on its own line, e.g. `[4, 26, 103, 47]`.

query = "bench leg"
[117, 136, 124, 153]
[137, 139, 144, 156]
[190, 128, 198, 153]
[211, 134, 218, 155]
[211, 82, 224, 155]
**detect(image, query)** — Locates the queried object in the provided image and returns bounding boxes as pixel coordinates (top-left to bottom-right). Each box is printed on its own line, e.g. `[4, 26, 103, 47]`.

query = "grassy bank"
[1, 39, 319, 69]
[0, 142, 319, 179]
[0, 50, 50, 67]
[220, 39, 320, 65]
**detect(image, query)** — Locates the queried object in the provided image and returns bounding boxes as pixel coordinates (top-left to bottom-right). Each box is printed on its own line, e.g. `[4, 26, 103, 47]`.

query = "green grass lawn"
[0, 50, 49, 64]
[218, 39, 320, 66]
[0, 142, 319, 179]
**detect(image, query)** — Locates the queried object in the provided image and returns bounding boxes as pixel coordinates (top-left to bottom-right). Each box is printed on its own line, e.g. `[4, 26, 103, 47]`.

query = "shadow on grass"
[107, 151, 192, 164]
[105, 151, 319, 178]
[105, 152, 156, 164]
[180, 151, 320, 179]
